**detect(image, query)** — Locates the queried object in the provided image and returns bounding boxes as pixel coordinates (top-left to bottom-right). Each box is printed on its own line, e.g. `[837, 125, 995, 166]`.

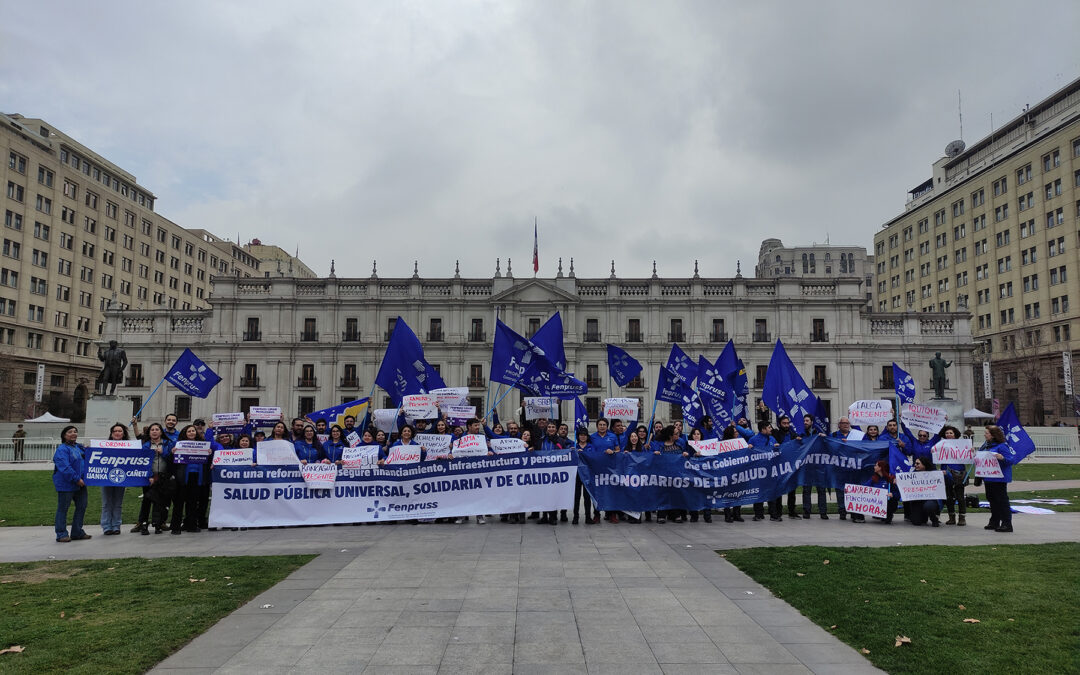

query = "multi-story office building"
[105, 270, 973, 427]
[0, 113, 265, 420]
[755, 238, 874, 306]
[244, 239, 317, 278]
[872, 77, 1080, 424]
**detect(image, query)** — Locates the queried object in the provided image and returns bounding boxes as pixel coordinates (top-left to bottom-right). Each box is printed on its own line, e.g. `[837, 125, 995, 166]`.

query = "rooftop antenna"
[958, 89, 963, 141]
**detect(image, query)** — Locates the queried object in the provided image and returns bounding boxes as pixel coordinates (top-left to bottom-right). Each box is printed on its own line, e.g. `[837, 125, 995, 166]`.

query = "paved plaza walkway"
[3, 510, 1078, 674]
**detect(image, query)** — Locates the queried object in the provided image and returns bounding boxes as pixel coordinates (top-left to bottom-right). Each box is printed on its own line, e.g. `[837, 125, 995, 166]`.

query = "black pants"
[802, 486, 827, 514]
[196, 484, 211, 527]
[170, 482, 199, 531]
[573, 476, 593, 520]
[944, 474, 967, 515]
[986, 481, 1011, 528]
[752, 502, 765, 517]
[767, 498, 783, 518]
[786, 490, 799, 515]
[907, 499, 941, 525]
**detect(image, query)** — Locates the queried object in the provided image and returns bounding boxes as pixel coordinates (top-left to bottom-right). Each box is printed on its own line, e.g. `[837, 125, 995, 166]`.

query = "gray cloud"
[2, 1, 1077, 279]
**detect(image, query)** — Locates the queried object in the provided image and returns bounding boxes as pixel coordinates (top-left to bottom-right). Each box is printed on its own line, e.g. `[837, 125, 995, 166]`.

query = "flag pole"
[132, 376, 168, 420]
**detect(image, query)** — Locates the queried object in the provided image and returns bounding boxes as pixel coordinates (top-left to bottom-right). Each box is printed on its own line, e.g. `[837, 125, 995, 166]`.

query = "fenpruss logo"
[108, 467, 127, 485]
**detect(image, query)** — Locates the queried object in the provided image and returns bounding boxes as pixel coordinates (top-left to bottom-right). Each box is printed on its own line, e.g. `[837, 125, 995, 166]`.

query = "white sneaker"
[476, 515, 487, 524]
[455, 517, 467, 524]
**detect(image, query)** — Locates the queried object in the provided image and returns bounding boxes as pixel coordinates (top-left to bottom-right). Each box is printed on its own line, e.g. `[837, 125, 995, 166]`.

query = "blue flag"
[165, 349, 222, 399]
[997, 403, 1036, 463]
[491, 319, 587, 398]
[375, 318, 429, 405]
[696, 355, 733, 426]
[656, 366, 690, 404]
[893, 363, 916, 404]
[761, 340, 821, 423]
[574, 397, 589, 432]
[531, 313, 566, 371]
[889, 440, 913, 475]
[607, 344, 643, 387]
[717, 340, 748, 418]
[679, 390, 705, 431]
[666, 344, 698, 384]
[306, 398, 370, 429]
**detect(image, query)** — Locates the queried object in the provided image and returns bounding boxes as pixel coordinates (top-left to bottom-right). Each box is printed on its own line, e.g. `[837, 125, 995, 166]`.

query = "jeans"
[55, 487, 88, 539]
[802, 486, 827, 514]
[101, 486, 125, 532]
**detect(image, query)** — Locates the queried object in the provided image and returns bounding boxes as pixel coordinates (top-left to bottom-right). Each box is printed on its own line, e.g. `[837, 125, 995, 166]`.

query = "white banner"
[524, 397, 558, 420]
[432, 387, 470, 410]
[932, 439, 975, 465]
[847, 400, 893, 428]
[256, 439, 300, 465]
[213, 448, 254, 466]
[87, 439, 142, 450]
[895, 471, 947, 501]
[716, 438, 750, 453]
[341, 446, 379, 469]
[385, 444, 421, 464]
[490, 437, 528, 454]
[603, 397, 639, 421]
[983, 361, 992, 399]
[210, 452, 577, 527]
[249, 406, 282, 422]
[402, 394, 438, 420]
[300, 462, 337, 489]
[373, 409, 398, 433]
[973, 451, 1005, 479]
[1064, 352, 1073, 397]
[843, 484, 890, 518]
[688, 439, 719, 456]
[453, 434, 489, 457]
[444, 405, 476, 425]
[416, 433, 452, 459]
[900, 403, 948, 435]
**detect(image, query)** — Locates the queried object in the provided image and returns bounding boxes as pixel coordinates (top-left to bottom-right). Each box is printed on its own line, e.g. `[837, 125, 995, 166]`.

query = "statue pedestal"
[929, 398, 965, 433]
[85, 396, 135, 440]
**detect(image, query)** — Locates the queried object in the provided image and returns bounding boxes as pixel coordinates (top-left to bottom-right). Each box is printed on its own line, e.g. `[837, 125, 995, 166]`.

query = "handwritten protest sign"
[300, 462, 337, 490]
[346, 431, 361, 448]
[689, 438, 720, 456]
[848, 400, 894, 428]
[432, 387, 469, 410]
[384, 444, 421, 464]
[444, 405, 476, 426]
[895, 470, 947, 501]
[843, 484, 890, 518]
[973, 451, 1005, 479]
[901, 403, 947, 435]
[248, 406, 282, 425]
[453, 434, 489, 457]
[717, 438, 750, 453]
[402, 394, 438, 419]
[490, 437, 528, 454]
[341, 446, 379, 469]
[173, 440, 212, 465]
[213, 448, 254, 466]
[524, 397, 557, 420]
[212, 412, 247, 433]
[933, 439, 975, 465]
[603, 397, 639, 421]
[846, 428, 865, 441]
[416, 433, 452, 459]
[256, 439, 300, 465]
[373, 408, 398, 433]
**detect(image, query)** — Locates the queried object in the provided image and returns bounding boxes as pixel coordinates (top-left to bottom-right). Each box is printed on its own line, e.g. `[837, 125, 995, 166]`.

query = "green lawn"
[722, 544, 1080, 675]
[0, 471, 141, 527]
[976, 487, 1080, 513]
[1011, 463, 1080, 482]
[0, 555, 314, 673]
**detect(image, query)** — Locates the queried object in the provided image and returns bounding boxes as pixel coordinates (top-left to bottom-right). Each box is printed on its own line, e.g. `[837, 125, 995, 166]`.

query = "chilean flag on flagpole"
[533, 219, 539, 275]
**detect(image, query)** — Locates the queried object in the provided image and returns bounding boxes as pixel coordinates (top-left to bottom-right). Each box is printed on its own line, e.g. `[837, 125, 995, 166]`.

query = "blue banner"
[576, 436, 887, 511]
[83, 443, 154, 487]
[165, 349, 222, 399]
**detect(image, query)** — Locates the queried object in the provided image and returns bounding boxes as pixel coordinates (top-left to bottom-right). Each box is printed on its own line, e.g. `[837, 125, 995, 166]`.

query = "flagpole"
[132, 376, 167, 420]
[487, 383, 520, 418]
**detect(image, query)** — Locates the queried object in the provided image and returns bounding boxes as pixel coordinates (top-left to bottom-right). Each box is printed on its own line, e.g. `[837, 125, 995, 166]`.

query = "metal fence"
[0, 439, 63, 462]
[1026, 427, 1080, 457]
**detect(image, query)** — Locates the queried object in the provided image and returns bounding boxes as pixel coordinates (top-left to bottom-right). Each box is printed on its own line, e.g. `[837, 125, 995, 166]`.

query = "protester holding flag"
[935, 425, 968, 526]
[980, 425, 1016, 533]
[133, 422, 173, 534]
[53, 425, 90, 543]
[906, 456, 943, 527]
[771, 416, 801, 520]
[882, 419, 908, 450]
[98, 423, 131, 536]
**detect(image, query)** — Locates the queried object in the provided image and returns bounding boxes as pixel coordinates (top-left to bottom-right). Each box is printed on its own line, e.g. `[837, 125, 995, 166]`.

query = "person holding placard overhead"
[935, 425, 968, 526]
[980, 425, 1016, 533]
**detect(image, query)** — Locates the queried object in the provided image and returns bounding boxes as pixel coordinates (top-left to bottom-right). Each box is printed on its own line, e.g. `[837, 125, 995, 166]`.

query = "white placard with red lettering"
[340, 446, 379, 469]
[416, 433, 452, 459]
[402, 394, 438, 420]
[895, 470, 947, 501]
[973, 451, 1005, 479]
[385, 444, 421, 464]
[717, 438, 750, 453]
[689, 438, 720, 456]
[900, 403, 948, 435]
[932, 439, 975, 465]
[256, 439, 300, 465]
[87, 439, 143, 450]
[843, 484, 890, 518]
[432, 387, 470, 411]
[490, 437, 528, 454]
[453, 434, 489, 457]
[603, 397, 639, 421]
[213, 448, 254, 466]
[300, 462, 337, 489]
[847, 400, 894, 428]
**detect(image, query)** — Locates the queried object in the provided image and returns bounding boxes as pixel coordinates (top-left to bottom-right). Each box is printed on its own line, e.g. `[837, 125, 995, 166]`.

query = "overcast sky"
[3, 2, 1078, 279]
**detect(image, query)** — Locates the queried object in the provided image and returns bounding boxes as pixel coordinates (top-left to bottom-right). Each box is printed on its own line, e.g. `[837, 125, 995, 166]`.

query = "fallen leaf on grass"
[719, 554, 727, 558]
[895, 635, 912, 647]
[223, 576, 231, 580]
[796, 573, 805, 577]
[958, 604, 966, 610]
[59, 612, 65, 618]
[920, 579, 927, 583]
[260, 604, 274, 609]
[188, 578, 207, 583]
[963, 619, 980, 623]
[0, 646, 25, 655]
[830, 625, 837, 629]
[823, 559, 830, 565]
[11, 602, 19, 606]
[860, 648, 870, 654]
[93, 593, 101, 597]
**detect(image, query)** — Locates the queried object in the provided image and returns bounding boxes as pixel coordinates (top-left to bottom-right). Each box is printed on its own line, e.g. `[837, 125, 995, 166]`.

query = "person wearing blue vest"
[590, 418, 620, 453]
[980, 425, 1017, 532]
[53, 425, 90, 543]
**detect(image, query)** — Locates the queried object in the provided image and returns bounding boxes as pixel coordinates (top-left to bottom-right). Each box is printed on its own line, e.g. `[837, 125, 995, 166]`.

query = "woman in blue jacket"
[136, 422, 174, 534]
[322, 425, 347, 465]
[171, 424, 209, 534]
[980, 425, 1016, 533]
[293, 423, 326, 464]
[53, 425, 90, 542]
[866, 459, 898, 524]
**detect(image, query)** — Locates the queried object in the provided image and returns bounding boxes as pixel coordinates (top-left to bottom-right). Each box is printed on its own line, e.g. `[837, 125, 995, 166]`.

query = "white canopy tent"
[963, 408, 994, 420]
[24, 412, 71, 423]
